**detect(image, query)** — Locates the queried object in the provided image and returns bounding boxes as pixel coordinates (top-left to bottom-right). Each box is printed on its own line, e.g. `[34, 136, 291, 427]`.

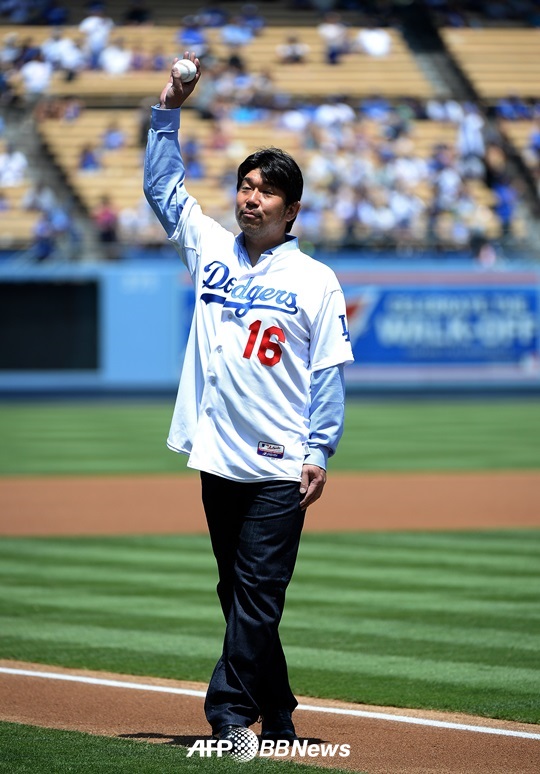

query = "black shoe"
[213, 724, 243, 741]
[261, 709, 298, 742]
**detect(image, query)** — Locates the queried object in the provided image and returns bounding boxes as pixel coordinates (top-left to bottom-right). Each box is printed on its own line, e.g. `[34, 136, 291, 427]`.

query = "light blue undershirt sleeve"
[143, 106, 190, 238]
[304, 364, 346, 470]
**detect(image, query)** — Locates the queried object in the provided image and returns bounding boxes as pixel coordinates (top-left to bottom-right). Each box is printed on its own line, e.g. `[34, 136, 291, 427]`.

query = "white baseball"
[172, 58, 197, 83]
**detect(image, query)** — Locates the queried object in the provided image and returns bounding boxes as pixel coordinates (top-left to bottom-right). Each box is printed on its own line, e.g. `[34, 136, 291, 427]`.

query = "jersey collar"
[234, 233, 299, 268]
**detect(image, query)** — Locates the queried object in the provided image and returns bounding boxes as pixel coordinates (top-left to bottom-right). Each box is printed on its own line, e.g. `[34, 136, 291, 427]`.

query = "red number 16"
[242, 320, 285, 367]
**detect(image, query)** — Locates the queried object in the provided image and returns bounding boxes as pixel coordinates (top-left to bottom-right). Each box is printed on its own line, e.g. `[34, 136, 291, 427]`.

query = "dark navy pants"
[201, 472, 305, 734]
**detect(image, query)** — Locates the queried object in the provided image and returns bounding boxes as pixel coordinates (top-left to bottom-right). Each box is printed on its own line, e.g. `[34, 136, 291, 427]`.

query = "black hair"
[236, 147, 303, 232]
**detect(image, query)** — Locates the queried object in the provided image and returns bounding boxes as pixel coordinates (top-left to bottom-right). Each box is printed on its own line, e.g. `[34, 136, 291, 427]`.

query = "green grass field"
[0, 399, 539, 475]
[0, 722, 356, 774]
[0, 399, 538, 771]
[1, 530, 539, 724]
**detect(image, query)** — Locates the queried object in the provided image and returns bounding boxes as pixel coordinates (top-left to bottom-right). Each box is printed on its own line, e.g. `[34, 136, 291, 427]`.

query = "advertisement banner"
[340, 269, 540, 386]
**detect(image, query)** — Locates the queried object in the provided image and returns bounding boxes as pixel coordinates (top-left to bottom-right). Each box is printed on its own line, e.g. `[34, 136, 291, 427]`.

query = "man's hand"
[159, 51, 201, 109]
[299, 464, 327, 510]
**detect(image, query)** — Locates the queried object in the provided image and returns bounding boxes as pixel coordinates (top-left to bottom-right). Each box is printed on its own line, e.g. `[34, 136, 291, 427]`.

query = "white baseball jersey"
[167, 196, 354, 482]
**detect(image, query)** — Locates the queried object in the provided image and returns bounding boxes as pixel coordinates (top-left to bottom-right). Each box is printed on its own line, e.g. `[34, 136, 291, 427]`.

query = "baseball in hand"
[172, 58, 197, 83]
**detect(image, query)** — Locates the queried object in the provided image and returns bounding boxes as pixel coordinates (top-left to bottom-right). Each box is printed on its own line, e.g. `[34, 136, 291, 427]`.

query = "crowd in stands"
[0, 136, 80, 259]
[90, 92, 523, 256]
[0, 0, 539, 260]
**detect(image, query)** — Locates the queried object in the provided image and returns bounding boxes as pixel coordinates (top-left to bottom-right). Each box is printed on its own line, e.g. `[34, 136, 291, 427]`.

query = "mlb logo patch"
[257, 441, 285, 459]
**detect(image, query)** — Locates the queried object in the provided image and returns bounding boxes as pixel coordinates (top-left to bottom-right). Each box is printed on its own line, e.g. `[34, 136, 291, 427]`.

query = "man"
[144, 52, 353, 748]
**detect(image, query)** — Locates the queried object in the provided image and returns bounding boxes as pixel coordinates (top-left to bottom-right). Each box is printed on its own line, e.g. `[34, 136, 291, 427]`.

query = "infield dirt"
[2, 470, 539, 535]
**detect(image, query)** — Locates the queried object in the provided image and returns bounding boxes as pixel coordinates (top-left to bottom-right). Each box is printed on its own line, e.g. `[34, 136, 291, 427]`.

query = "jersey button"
[216, 345, 223, 353]
[209, 376, 216, 386]
[227, 312, 233, 320]
[206, 408, 212, 416]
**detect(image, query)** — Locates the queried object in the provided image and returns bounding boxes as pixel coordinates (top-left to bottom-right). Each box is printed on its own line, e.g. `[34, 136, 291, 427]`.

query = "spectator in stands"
[119, 195, 169, 245]
[43, 1, 69, 26]
[78, 143, 101, 172]
[239, 3, 265, 35]
[495, 94, 532, 121]
[426, 96, 464, 123]
[357, 186, 397, 242]
[178, 15, 210, 60]
[101, 120, 126, 150]
[122, 1, 153, 25]
[221, 15, 254, 48]
[484, 141, 508, 187]
[62, 96, 83, 121]
[208, 117, 231, 151]
[526, 118, 540, 166]
[390, 147, 429, 188]
[255, 68, 281, 108]
[14, 37, 42, 68]
[182, 136, 206, 180]
[359, 94, 391, 121]
[41, 29, 86, 81]
[99, 37, 132, 75]
[41, 28, 69, 69]
[0, 32, 20, 67]
[93, 194, 119, 259]
[492, 174, 518, 237]
[0, 62, 17, 107]
[17, 51, 53, 104]
[387, 180, 425, 242]
[317, 12, 350, 65]
[456, 103, 485, 177]
[31, 212, 56, 261]
[0, 191, 9, 211]
[79, 3, 115, 70]
[22, 180, 57, 213]
[276, 35, 310, 64]
[130, 42, 150, 71]
[197, 4, 229, 28]
[313, 96, 356, 132]
[1, 0, 33, 24]
[149, 45, 168, 71]
[0, 142, 28, 185]
[60, 38, 87, 81]
[381, 108, 411, 143]
[355, 25, 392, 57]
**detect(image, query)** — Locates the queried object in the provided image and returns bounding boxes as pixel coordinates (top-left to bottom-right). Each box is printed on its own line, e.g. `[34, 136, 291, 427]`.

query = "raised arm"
[143, 52, 201, 236]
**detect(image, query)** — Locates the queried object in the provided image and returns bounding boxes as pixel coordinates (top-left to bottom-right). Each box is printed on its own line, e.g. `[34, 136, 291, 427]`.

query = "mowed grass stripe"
[298, 531, 540, 564]
[1, 554, 536, 601]
[1, 531, 539, 722]
[4, 531, 538, 565]
[3, 580, 538, 641]
[340, 400, 540, 471]
[0, 404, 187, 476]
[3, 587, 539, 656]
[0, 537, 213, 567]
[1, 615, 537, 695]
[1, 400, 539, 475]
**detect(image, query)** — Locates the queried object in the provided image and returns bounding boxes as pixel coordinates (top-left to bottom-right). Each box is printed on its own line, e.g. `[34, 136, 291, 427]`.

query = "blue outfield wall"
[0, 256, 539, 394]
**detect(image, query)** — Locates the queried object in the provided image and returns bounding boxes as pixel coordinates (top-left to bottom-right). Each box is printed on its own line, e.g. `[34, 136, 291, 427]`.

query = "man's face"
[235, 168, 300, 243]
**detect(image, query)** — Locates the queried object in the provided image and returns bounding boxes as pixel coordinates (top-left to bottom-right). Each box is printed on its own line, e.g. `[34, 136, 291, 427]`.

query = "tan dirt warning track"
[1, 470, 540, 535]
[1, 661, 539, 774]
[1, 470, 539, 773]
